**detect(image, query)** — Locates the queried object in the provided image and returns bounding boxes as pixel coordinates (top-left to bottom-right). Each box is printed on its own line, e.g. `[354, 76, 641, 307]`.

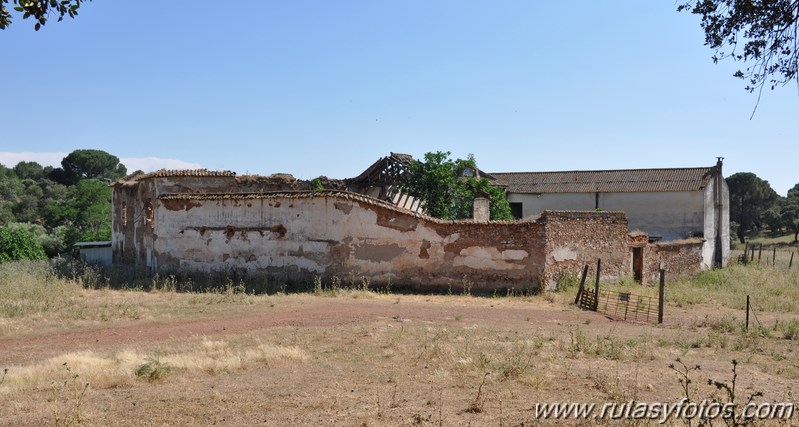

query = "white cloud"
[0, 151, 68, 168]
[120, 157, 203, 173]
[0, 152, 202, 173]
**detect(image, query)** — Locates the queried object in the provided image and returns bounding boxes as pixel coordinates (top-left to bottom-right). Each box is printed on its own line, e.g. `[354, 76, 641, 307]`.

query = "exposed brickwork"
[112, 173, 708, 293]
[541, 211, 630, 289]
[644, 239, 704, 283]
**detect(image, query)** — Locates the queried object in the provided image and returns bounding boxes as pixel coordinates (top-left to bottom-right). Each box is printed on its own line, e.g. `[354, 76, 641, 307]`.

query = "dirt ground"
[1, 291, 798, 426]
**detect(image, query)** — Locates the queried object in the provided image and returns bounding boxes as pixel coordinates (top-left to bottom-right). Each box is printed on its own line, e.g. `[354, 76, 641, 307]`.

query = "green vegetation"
[678, 0, 799, 103]
[724, 172, 799, 244]
[134, 357, 172, 382]
[0, 226, 46, 262]
[0, 149, 123, 257]
[598, 260, 799, 313]
[0, 0, 89, 31]
[401, 151, 513, 221]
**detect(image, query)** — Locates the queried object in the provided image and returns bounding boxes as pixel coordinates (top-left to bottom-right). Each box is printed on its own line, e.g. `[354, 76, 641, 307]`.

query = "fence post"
[594, 259, 601, 312]
[574, 264, 589, 305]
[658, 269, 665, 324]
[742, 242, 749, 265]
[758, 244, 763, 263]
[790, 251, 794, 270]
[751, 247, 755, 262]
[746, 295, 750, 331]
[773, 247, 776, 266]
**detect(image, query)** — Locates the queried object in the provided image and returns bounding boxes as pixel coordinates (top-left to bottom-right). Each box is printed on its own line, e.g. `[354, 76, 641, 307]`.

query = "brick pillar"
[473, 196, 490, 222]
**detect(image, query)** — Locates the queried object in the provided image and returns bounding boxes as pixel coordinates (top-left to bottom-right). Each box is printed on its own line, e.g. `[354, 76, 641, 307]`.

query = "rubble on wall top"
[139, 169, 236, 179]
[157, 190, 541, 226]
[540, 210, 627, 220]
[113, 169, 237, 185]
[655, 237, 705, 246]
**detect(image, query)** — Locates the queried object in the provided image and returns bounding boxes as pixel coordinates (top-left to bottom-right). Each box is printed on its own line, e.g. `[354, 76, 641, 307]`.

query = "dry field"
[1, 260, 799, 426]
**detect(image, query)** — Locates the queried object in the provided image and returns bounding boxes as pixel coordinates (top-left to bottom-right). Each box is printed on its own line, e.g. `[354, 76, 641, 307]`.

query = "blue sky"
[1, 1, 797, 195]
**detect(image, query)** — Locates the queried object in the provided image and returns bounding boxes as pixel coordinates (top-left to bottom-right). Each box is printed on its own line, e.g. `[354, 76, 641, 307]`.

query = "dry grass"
[1, 260, 799, 425]
[0, 337, 309, 395]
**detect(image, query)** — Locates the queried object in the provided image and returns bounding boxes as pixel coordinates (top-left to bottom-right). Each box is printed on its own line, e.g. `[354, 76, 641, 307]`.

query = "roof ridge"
[490, 166, 714, 175]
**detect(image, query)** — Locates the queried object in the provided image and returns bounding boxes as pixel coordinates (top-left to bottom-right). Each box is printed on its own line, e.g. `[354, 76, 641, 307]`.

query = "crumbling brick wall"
[644, 239, 704, 283]
[112, 173, 708, 293]
[541, 211, 630, 290]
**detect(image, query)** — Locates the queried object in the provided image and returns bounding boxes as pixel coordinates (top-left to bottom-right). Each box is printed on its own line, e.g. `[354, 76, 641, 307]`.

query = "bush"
[0, 226, 47, 262]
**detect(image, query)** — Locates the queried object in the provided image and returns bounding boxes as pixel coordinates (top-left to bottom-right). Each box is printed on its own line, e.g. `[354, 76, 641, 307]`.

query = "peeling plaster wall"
[112, 175, 709, 293]
[150, 193, 547, 293]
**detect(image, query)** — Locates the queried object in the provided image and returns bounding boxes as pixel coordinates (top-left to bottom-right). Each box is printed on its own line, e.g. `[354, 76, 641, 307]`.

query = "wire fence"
[737, 243, 798, 270]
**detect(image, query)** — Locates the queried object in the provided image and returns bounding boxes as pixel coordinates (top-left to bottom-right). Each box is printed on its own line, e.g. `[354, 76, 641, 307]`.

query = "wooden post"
[758, 244, 763, 263]
[790, 251, 794, 269]
[751, 247, 755, 262]
[746, 295, 750, 331]
[658, 269, 665, 324]
[742, 242, 749, 265]
[773, 247, 777, 267]
[594, 259, 601, 312]
[574, 264, 589, 305]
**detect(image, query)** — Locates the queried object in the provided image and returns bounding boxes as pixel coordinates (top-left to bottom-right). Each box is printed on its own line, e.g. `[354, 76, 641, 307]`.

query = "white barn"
[490, 159, 730, 269]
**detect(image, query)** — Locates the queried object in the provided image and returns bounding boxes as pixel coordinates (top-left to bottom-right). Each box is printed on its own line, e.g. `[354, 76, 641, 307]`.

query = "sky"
[1, 1, 797, 195]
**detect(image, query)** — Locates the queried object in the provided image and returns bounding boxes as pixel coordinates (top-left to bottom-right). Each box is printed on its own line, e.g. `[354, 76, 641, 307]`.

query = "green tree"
[0, 0, 88, 31]
[49, 178, 112, 245]
[727, 172, 779, 242]
[782, 183, 799, 242]
[401, 151, 512, 221]
[678, 0, 798, 113]
[6, 222, 68, 257]
[51, 149, 127, 185]
[0, 226, 46, 262]
[13, 161, 43, 180]
[0, 163, 23, 225]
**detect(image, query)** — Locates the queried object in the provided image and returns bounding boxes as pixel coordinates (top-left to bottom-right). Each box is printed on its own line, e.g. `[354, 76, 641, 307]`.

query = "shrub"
[0, 226, 47, 262]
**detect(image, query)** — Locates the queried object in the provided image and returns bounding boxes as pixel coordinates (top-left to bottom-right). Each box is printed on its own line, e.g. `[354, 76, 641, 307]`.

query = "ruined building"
[110, 161, 724, 291]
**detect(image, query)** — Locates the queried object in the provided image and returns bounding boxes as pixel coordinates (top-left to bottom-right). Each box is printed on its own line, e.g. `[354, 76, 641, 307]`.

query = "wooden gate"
[574, 260, 664, 324]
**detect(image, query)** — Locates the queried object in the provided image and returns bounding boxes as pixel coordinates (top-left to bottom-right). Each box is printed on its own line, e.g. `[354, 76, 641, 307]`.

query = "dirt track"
[0, 296, 605, 366]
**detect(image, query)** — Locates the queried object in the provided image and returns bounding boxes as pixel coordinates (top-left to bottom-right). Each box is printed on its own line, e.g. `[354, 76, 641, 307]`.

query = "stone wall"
[540, 211, 630, 290]
[150, 192, 546, 293]
[112, 174, 708, 293]
[644, 239, 705, 283]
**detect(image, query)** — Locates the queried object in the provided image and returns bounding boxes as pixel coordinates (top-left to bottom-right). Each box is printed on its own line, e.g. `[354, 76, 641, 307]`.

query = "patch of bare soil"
[1, 293, 797, 426]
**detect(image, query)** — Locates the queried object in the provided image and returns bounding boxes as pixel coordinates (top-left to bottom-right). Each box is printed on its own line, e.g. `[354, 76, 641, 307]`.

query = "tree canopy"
[727, 171, 779, 241]
[678, 0, 799, 109]
[401, 151, 512, 221]
[0, 0, 88, 31]
[51, 149, 127, 185]
[0, 149, 122, 256]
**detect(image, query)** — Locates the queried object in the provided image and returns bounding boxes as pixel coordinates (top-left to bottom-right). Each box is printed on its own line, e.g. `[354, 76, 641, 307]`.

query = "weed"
[313, 275, 323, 295]
[51, 363, 89, 427]
[567, 325, 589, 357]
[493, 340, 534, 379]
[774, 318, 799, 340]
[465, 372, 489, 413]
[461, 276, 472, 296]
[707, 360, 765, 427]
[134, 357, 172, 382]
